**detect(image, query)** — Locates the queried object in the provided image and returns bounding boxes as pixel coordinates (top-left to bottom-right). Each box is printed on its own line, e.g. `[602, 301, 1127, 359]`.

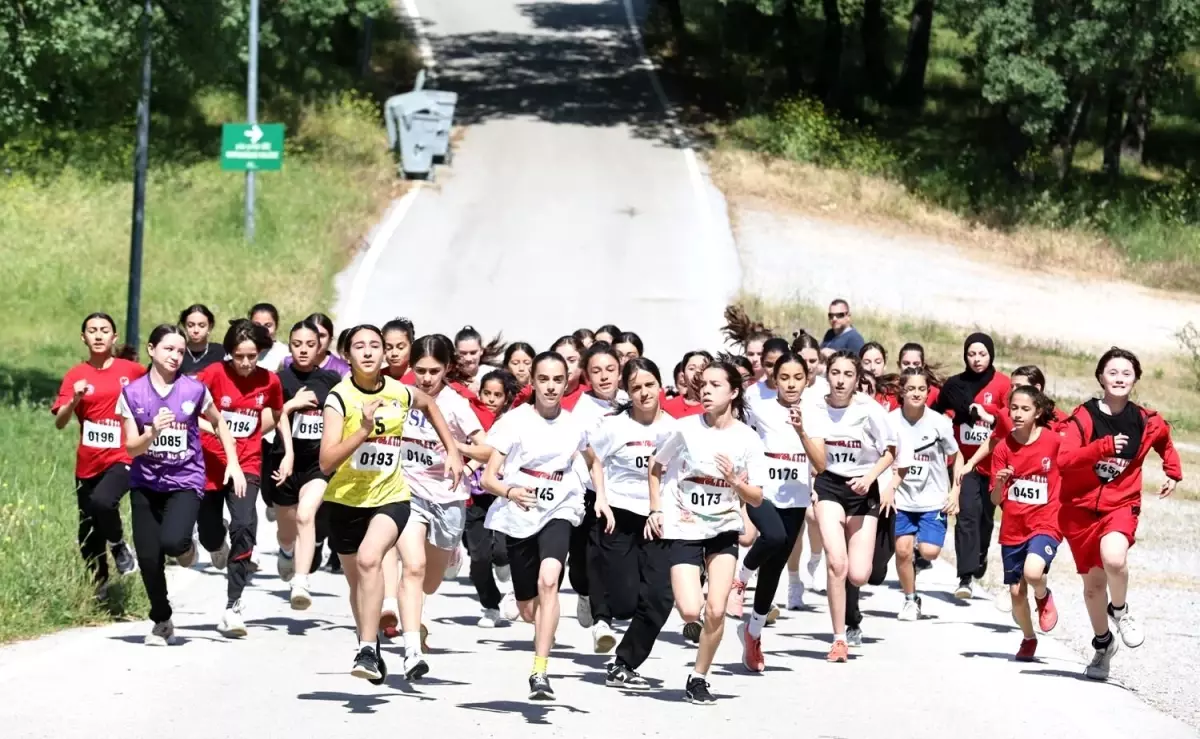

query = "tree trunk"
[895, 0, 935, 107]
[1056, 87, 1092, 181]
[661, 0, 686, 42]
[1120, 86, 1150, 166]
[1102, 82, 1126, 179]
[780, 0, 805, 94]
[861, 0, 890, 98]
[818, 0, 843, 103]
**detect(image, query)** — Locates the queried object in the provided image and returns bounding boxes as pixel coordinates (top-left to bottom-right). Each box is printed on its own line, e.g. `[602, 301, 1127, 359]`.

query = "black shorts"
[668, 530, 740, 568]
[326, 500, 410, 556]
[814, 471, 880, 518]
[507, 518, 572, 602]
[271, 457, 330, 507]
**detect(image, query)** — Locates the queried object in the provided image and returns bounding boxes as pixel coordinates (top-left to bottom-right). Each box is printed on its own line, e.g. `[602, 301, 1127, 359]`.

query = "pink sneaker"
[726, 580, 746, 620]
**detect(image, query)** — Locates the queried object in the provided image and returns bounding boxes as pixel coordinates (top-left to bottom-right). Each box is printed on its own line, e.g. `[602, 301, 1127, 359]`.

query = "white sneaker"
[593, 621, 616, 654]
[478, 608, 501, 628]
[210, 539, 230, 571]
[577, 595, 594, 628]
[1110, 606, 1145, 648]
[404, 652, 429, 681]
[277, 551, 295, 582]
[175, 538, 199, 568]
[443, 544, 464, 581]
[144, 619, 176, 646]
[290, 579, 312, 611]
[994, 590, 1013, 613]
[898, 597, 921, 621]
[846, 625, 863, 647]
[500, 592, 520, 621]
[1086, 638, 1120, 680]
[787, 580, 805, 610]
[218, 600, 248, 637]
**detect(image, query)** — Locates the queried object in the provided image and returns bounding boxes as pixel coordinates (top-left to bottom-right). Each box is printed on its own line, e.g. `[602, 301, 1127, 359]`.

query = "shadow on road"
[459, 700, 589, 724]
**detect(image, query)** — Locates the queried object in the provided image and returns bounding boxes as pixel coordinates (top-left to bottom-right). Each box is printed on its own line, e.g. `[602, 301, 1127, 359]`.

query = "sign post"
[220, 123, 285, 171]
[245, 0, 259, 242]
[126, 0, 153, 350]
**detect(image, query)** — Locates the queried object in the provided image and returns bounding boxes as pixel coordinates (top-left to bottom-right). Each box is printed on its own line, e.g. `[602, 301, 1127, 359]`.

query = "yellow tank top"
[323, 376, 413, 507]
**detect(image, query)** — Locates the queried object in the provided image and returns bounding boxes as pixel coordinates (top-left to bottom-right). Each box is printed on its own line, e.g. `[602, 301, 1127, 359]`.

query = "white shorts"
[410, 496, 466, 550]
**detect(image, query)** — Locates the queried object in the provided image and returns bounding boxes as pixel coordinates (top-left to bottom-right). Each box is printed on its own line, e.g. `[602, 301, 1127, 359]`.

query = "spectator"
[820, 299, 865, 357]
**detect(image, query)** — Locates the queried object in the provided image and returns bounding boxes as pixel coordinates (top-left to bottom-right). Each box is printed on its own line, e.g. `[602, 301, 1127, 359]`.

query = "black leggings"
[76, 464, 130, 582]
[954, 470, 995, 579]
[846, 507, 896, 629]
[568, 488, 596, 600]
[744, 501, 806, 616]
[131, 487, 202, 623]
[463, 495, 508, 610]
[198, 478, 260, 605]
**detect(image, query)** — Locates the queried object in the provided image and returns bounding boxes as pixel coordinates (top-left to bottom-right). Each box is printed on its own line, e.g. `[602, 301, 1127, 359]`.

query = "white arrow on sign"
[244, 124, 264, 145]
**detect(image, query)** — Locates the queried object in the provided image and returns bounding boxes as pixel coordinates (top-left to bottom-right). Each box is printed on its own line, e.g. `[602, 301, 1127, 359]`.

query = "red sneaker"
[827, 639, 849, 663]
[1036, 590, 1059, 633]
[1016, 637, 1038, 662]
[739, 623, 765, 673]
[380, 610, 399, 639]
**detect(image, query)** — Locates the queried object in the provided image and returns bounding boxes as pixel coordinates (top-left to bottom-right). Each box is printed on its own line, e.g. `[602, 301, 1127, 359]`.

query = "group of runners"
[53, 298, 1182, 704]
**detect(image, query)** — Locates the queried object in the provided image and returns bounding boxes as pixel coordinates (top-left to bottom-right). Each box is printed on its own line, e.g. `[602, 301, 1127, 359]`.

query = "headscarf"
[933, 332, 996, 424]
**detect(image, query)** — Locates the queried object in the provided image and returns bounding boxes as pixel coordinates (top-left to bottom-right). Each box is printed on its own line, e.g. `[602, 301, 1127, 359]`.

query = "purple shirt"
[120, 374, 208, 493]
[283, 353, 350, 378]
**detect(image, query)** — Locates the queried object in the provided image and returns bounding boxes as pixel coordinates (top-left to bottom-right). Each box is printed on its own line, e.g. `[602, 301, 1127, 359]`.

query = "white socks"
[404, 631, 423, 657]
[738, 565, 753, 585]
[787, 569, 801, 586]
[748, 611, 767, 639]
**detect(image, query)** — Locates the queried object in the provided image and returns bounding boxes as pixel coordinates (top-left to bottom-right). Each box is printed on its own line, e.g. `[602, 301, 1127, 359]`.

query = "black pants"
[198, 478, 260, 605]
[463, 495, 508, 610]
[954, 471, 995, 579]
[846, 507, 896, 629]
[567, 489, 596, 599]
[131, 487, 203, 624]
[260, 438, 279, 508]
[76, 464, 130, 582]
[590, 507, 651, 623]
[613, 537, 675, 670]
[744, 502, 806, 616]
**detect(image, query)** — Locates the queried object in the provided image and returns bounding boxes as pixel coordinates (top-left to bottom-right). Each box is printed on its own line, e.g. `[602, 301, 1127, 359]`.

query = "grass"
[0, 90, 398, 642]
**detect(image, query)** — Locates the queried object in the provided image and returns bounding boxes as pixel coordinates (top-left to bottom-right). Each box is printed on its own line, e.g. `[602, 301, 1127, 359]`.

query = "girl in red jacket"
[1058, 347, 1182, 681]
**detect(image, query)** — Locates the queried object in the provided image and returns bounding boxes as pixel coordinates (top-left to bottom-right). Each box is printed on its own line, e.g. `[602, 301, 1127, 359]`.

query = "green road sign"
[220, 123, 285, 171]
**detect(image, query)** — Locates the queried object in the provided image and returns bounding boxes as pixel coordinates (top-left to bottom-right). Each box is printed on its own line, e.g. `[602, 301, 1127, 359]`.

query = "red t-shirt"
[662, 394, 705, 419]
[510, 383, 584, 410]
[52, 359, 147, 479]
[198, 362, 283, 488]
[926, 384, 940, 408]
[992, 428, 1062, 545]
[948, 373, 1012, 476]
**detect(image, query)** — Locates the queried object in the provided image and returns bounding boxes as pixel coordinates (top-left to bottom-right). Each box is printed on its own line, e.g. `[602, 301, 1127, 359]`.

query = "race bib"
[959, 422, 992, 446]
[148, 427, 187, 455]
[1007, 478, 1048, 505]
[351, 441, 399, 472]
[766, 452, 806, 483]
[680, 475, 733, 515]
[222, 410, 258, 439]
[826, 446, 860, 468]
[905, 462, 930, 485]
[510, 465, 565, 509]
[401, 437, 442, 470]
[82, 420, 121, 450]
[292, 411, 323, 440]
[1094, 457, 1129, 484]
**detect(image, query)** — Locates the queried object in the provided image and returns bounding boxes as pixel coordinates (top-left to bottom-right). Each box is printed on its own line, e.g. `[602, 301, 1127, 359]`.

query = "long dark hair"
[455, 324, 505, 367]
[705, 360, 748, 421]
[503, 341, 536, 366]
[178, 304, 215, 330]
[722, 304, 773, 348]
[897, 341, 945, 387]
[146, 324, 186, 374]
[615, 357, 663, 416]
[382, 317, 416, 344]
[480, 369, 521, 417]
[411, 334, 469, 384]
[222, 318, 272, 355]
[526, 351, 569, 406]
[1010, 385, 1056, 427]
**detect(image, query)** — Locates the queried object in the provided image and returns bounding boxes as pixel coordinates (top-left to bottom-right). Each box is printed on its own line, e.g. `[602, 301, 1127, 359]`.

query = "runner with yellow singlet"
[319, 324, 463, 683]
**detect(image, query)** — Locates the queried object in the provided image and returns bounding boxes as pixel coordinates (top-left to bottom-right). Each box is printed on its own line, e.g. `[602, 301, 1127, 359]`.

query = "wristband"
[503, 487, 513, 500]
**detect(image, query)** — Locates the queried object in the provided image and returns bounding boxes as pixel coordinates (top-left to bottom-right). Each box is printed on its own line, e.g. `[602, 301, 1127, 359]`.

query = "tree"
[894, 0, 936, 107]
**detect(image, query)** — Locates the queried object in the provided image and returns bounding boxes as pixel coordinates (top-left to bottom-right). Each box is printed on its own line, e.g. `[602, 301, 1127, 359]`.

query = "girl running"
[593, 358, 677, 690]
[284, 313, 351, 377]
[594, 324, 621, 345]
[481, 351, 613, 701]
[197, 320, 291, 637]
[886, 368, 960, 621]
[178, 304, 225, 375]
[802, 350, 896, 662]
[383, 318, 416, 383]
[319, 324, 463, 682]
[933, 332, 1010, 598]
[1058, 348, 1182, 680]
[649, 360, 765, 704]
[272, 319, 344, 610]
[662, 350, 713, 419]
[118, 324, 245, 645]
[860, 342, 899, 411]
[249, 302, 288, 371]
[503, 342, 536, 389]
[992, 385, 1115, 661]
[789, 329, 828, 603]
[721, 304, 772, 383]
[454, 325, 503, 393]
[897, 342, 941, 407]
[613, 332, 644, 369]
[393, 335, 493, 680]
[52, 312, 146, 592]
[735, 351, 813, 672]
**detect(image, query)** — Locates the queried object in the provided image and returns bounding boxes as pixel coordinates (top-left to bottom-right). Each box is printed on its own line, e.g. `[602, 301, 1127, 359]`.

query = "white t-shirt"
[744, 396, 812, 509]
[484, 404, 587, 539]
[806, 393, 895, 478]
[745, 380, 776, 406]
[655, 415, 768, 541]
[889, 407, 958, 512]
[571, 392, 620, 491]
[807, 375, 830, 398]
[402, 386, 483, 504]
[589, 411, 677, 516]
[257, 342, 289, 373]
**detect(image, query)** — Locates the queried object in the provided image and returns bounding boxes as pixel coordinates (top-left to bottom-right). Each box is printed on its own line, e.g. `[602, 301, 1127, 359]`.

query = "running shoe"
[144, 619, 176, 646]
[593, 621, 616, 654]
[787, 580, 805, 610]
[290, 580, 312, 611]
[897, 597, 921, 621]
[111, 542, 137, 576]
[577, 595, 593, 628]
[500, 592, 520, 621]
[846, 625, 863, 647]
[826, 639, 849, 663]
[175, 537, 199, 568]
[726, 579, 746, 620]
[218, 599, 247, 638]
[682, 621, 702, 645]
[1085, 638, 1119, 680]
[684, 675, 715, 705]
[765, 605, 780, 625]
[1109, 604, 1144, 648]
[352, 646, 382, 681]
[995, 590, 1013, 613]
[954, 577, 973, 599]
[528, 673, 555, 701]
[738, 623, 765, 673]
[327, 550, 342, 574]
[265, 504, 277, 523]
[277, 550, 295, 583]
[210, 539, 230, 571]
[443, 545, 464, 580]
[404, 653, 429, 681]
[1015, 637, 1038, 662]
[606, 661, 650, 690]
[478, 608, 501, 628]
[1036, 590, 1058, 632]
[380, 599, 399, 640]
[914, 554, 933, 571]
